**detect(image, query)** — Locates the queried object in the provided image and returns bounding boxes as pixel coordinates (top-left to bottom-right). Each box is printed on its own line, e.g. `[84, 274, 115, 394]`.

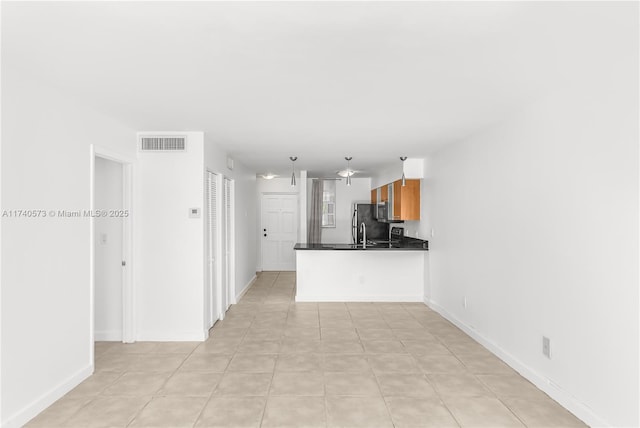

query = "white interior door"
[261, 194, 298, 271]
[207, 171, 221, 328]
[223, 178, 234, 310]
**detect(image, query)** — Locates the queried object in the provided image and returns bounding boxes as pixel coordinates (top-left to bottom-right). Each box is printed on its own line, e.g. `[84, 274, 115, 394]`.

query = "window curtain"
[308, 179, 323, 244]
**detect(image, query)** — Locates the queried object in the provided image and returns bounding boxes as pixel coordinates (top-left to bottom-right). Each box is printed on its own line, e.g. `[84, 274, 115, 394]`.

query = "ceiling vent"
[139, 136, 187, 152]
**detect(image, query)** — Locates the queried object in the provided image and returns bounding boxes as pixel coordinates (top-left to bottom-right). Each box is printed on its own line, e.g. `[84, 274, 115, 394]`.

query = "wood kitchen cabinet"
[392, 179, 420, 220]
[380, 185, 388, 203]
[370, 179, 421, 221]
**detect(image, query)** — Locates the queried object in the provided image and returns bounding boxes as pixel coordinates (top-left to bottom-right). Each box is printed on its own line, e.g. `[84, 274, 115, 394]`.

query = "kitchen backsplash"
[401, 220, 421, 239]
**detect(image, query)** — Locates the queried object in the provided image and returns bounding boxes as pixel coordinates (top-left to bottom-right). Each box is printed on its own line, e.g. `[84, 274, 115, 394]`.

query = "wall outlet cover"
[543, 336, 551, 358]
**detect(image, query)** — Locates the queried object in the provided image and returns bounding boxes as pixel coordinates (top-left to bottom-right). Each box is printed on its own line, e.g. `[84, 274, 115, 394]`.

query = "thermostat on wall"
[189, 208, 200, 218]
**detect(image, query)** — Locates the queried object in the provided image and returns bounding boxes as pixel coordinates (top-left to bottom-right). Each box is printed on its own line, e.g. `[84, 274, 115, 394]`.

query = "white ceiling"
[3, 1, 634, 176]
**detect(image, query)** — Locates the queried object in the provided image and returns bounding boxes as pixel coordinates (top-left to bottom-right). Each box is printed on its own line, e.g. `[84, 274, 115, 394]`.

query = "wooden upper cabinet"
[380, 185, 389, 203]
[392, 179, 420, 220]
[393, 181, 402, 219]
[371, 189, 377, 204]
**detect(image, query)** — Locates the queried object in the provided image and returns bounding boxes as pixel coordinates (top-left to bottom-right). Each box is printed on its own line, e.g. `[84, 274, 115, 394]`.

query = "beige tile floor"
[27, 272, 587, 428]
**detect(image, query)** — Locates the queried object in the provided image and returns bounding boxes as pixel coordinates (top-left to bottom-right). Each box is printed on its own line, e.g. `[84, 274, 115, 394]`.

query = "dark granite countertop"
[294, 237, 428, 251]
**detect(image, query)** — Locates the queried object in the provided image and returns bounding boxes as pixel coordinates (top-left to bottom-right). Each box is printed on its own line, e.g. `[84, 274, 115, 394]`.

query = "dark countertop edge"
[294, 243, 428, 251]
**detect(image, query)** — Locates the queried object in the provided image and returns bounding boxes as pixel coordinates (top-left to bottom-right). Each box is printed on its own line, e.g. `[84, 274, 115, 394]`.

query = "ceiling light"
[261, 173, 277, 180]
[344, 157, 353, 186]
[290, 156, 297, 187]
[336, 170, 357, 178]
[400, 156, 407, 186]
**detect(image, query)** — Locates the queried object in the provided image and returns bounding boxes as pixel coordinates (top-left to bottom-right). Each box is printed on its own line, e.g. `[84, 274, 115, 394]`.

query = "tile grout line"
[58, 273, 577, 428]
[126, 338, 207, 427]
[401, 303, 462, 428]
[194, 271, 269, 428]
[259, 270, 281, 428]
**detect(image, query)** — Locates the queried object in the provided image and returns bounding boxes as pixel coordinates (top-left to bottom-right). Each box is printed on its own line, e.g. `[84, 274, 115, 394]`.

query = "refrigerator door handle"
[351, 207, 357, 244]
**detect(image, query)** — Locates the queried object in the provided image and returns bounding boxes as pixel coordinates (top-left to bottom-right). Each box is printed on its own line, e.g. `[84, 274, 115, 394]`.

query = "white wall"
[296, 250, 425, 302]
[371, 163, 402, 190]
[94, 157, 123, 341]
[204, 137, 257, 301]
[135, 132, 258, 340]
[426, 75, 638, 425]
[1, 71, 137, 427]
[371, 158, 423, 189]
[136, 132, 206, 341]
[313, 177, 371, 244]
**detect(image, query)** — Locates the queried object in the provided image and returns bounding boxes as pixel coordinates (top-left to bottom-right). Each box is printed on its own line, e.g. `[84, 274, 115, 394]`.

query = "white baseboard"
[424, 298, 608, 428]
[94, 330, 122, 341]
[136, 330, 207, 341]
[2, 364, 93, 428]
[296, 294, 424, 302]
[235, 274, 256, 302]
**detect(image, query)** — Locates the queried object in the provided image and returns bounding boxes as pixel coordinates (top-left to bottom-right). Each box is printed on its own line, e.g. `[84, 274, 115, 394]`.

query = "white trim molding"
[236, 274, 256, 302]
[90, 144, 137, 351]
[94, 330, 123, 342]
[297, 294, 424, 302]
[136, 330, 208, 342]
[424, 298, 608, 428]
[2, 365, 93, 428]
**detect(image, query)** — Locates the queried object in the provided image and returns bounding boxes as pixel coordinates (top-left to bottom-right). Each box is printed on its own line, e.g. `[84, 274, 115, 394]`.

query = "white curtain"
[308, 179, 323, 244]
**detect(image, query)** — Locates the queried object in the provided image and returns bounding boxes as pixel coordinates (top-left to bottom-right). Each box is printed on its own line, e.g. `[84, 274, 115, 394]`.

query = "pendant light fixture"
[345, 157, 353, 186]
[400, 156, 407, 186]
[289, 156, 297, 187]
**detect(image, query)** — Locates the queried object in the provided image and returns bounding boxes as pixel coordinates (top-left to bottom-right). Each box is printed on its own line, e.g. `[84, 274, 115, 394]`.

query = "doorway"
[94, 157, 124, 341]
[261, 193, 298, 271]
[90, 146, 134, 359]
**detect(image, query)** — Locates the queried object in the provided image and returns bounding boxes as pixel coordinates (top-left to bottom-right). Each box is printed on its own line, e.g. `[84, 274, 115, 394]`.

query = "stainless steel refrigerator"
[351, 203, 389, 244]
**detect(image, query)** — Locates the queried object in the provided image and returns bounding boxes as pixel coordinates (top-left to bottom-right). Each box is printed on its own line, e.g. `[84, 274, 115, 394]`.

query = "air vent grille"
[139, 136, 186, 152]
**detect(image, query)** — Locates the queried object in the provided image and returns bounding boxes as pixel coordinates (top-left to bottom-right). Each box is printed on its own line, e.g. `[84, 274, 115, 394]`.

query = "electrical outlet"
[542, 336, 551, 358]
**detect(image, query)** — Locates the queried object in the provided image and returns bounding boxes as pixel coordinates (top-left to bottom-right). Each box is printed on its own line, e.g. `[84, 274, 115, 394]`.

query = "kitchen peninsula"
[293, 238, 428, 302]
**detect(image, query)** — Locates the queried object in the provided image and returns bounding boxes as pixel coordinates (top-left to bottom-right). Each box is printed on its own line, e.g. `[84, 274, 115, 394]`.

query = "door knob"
[263, 228, 266, 232]
[264, 233, 267, 237]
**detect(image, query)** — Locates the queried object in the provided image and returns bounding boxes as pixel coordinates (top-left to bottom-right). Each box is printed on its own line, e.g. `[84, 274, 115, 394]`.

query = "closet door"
[223, 178, 234, 310]
[207, 171, 221, 327]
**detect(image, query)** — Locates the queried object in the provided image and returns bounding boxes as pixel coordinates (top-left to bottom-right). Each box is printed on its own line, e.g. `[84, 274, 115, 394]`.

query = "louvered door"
[207, 171, 220, 328]
[223, 178, 233, 311]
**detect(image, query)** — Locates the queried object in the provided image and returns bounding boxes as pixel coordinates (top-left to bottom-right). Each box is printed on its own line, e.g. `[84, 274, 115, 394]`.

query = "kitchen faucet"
[360, 222, 366, 249]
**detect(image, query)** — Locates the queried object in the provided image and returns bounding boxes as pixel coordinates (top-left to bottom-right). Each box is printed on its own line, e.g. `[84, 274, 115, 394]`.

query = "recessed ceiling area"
[2, 1, 631, 176]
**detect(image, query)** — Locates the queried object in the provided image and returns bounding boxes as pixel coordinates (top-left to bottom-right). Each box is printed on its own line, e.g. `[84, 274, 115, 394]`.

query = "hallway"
[28, 272, 585, 427]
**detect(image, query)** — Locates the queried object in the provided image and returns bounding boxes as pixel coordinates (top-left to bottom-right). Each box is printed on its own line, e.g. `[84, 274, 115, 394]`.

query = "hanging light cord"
[400, 156, 407, 186]
[345, 157, 352, 186]
[290, 156, 297, 187]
